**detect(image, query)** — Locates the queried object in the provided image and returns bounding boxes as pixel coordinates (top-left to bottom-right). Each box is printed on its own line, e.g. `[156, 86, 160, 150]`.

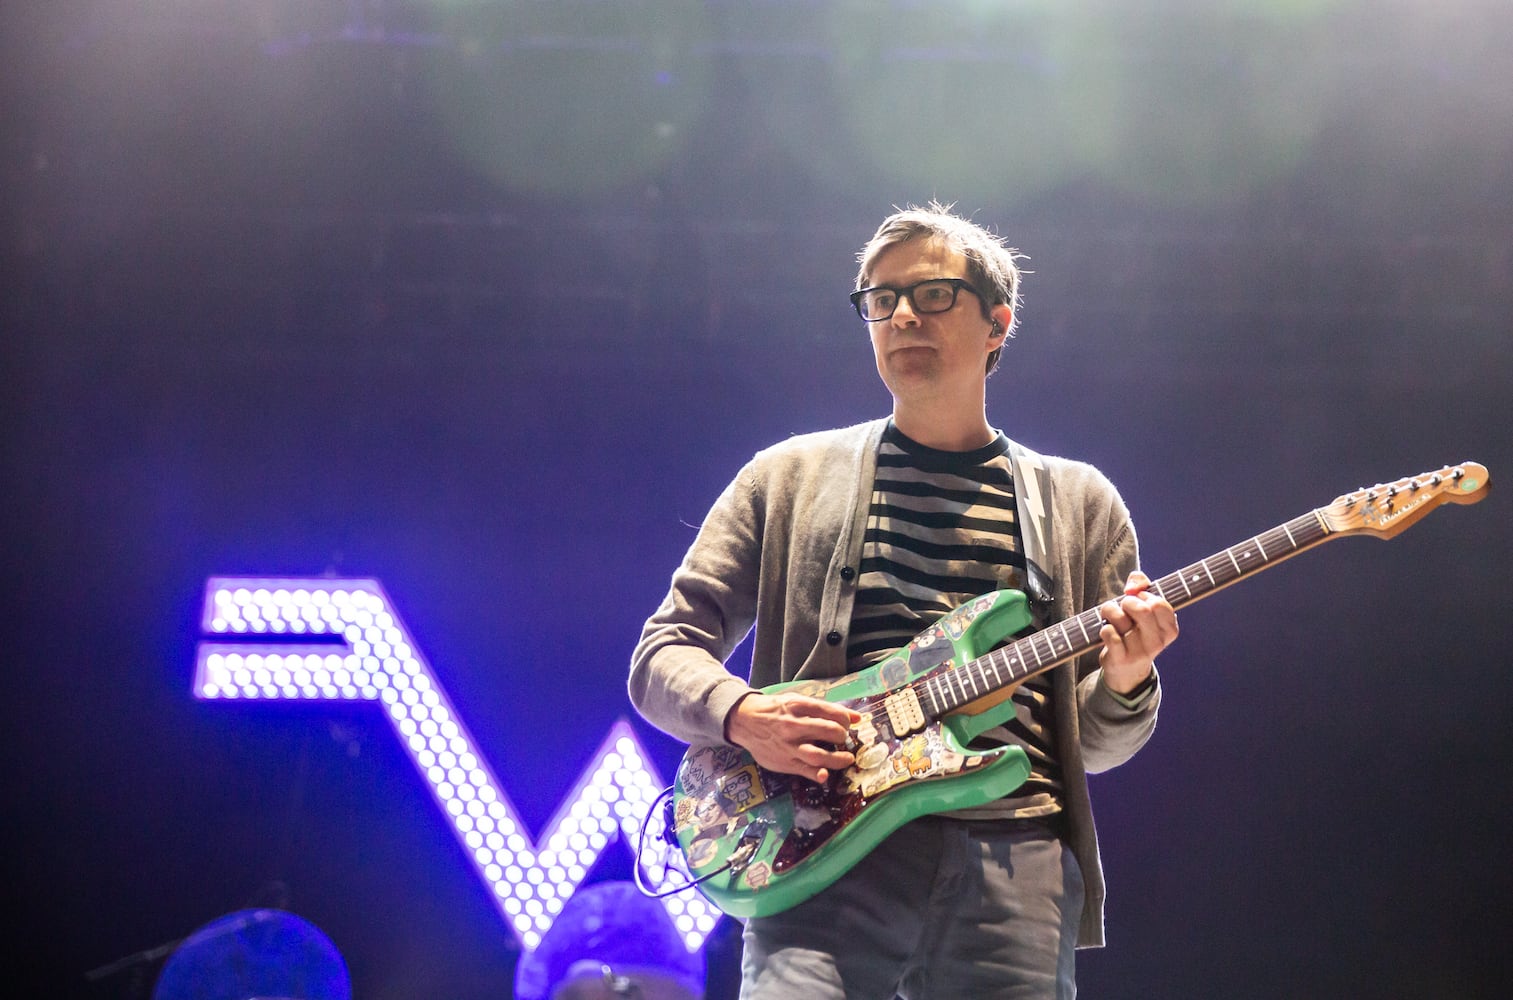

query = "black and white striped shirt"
[846, 422, 1062, 817]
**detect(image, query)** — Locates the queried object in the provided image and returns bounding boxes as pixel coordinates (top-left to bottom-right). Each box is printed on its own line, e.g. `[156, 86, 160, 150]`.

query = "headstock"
[1320, 462, 1489, 538]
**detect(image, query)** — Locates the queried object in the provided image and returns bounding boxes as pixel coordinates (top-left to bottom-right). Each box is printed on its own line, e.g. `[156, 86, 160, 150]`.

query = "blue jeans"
[739, 815, 1084, 1000]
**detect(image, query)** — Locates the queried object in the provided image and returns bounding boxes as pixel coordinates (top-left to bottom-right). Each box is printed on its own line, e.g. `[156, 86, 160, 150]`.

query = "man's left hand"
[1097, 570, 1178, 695]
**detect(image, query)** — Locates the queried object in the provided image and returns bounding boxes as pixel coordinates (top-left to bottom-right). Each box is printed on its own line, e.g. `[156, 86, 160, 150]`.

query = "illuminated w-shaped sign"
[193, 577, 721, 953]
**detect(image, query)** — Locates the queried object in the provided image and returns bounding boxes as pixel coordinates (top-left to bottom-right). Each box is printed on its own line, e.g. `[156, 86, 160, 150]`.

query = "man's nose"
[890, 294, 922, 326]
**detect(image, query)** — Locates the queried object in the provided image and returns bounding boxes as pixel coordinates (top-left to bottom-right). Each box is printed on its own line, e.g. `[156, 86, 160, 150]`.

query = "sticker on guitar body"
[677, 764, 768, 828]
[946, 595, 998, 637]
[676, 745, 780, 872]
[679, 744, 750, 791]
[845, 725, 969, 799]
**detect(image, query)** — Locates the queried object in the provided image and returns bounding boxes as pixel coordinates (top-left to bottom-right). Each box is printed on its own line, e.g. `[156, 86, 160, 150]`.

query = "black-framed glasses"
[849, 277, 982, 322]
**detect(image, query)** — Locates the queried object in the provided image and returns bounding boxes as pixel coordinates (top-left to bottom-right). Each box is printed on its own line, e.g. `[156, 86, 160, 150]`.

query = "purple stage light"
[195, 577, 721, 952]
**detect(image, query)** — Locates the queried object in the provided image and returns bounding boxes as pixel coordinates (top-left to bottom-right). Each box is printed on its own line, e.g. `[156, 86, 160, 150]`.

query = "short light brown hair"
[856, 202, 1025, 374]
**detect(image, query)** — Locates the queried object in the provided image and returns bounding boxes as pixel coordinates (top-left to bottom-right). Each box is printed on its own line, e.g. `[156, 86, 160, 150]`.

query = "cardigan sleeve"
[1040, 459, 1155, 771]
[628, 462, 764, 748]
[1073, 496, 1162, 774]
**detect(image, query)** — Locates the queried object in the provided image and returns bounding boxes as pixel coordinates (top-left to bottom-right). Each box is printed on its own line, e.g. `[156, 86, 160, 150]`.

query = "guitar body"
[670, 588, 1037, 919]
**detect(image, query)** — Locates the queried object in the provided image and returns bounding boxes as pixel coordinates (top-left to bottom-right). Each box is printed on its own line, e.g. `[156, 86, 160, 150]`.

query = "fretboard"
[916, 509, 1333, 718]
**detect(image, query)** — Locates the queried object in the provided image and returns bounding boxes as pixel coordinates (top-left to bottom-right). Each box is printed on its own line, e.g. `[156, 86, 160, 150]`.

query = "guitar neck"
[1150, 509, 1333, 613]
[924, 509, 1333, 717]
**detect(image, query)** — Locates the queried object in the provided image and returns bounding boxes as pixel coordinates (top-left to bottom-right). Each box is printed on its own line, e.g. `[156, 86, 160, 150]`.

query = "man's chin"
[885, 352, 940, 380]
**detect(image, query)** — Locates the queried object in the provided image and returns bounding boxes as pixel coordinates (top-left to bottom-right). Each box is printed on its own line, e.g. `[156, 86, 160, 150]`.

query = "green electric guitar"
[668, 462, 1489, 919]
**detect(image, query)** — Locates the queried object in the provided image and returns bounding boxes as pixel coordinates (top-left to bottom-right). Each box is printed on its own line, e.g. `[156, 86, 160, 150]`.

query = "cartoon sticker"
[686, 836, 720, 870]
[942, 594, 996, 638]
[742, 861, 771, 890]
[693, 793, 730, 831]
[878, 656, 909, 689]
[716, 764, 768, 815]
[786, 679, 833, 699]
[892, 734, 937, 779]
[884, 728, 969, 783]
[681, 744, 749, 791]
[673, 795, 698, 831]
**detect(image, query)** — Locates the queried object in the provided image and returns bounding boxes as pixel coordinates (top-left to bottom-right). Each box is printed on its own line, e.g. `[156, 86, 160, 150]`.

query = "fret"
[1201, 559, 1217, 588]
[1250, 535, 1270, 562]
[1281, 521, 1296, 547]
[1225, 547, 1243, 574]
[1073, 613, 1093, 644]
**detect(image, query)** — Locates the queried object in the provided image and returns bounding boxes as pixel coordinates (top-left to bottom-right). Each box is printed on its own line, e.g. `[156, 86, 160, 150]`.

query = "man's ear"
[988, 304, 1014, 338]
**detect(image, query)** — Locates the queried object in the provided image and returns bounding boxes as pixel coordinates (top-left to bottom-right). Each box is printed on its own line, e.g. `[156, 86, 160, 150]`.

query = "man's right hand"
[724, 691, 862, 784]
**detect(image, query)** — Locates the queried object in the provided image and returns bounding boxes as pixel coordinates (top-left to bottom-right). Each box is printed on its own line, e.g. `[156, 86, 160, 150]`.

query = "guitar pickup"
[884, 687, 926, 736]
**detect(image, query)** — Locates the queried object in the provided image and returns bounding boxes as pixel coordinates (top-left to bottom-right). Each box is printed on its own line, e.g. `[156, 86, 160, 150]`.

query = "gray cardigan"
[629, 418, 1160, 948]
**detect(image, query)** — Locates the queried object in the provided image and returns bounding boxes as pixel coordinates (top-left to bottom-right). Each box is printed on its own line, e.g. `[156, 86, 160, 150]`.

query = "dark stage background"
[5, 2, 1512, 998]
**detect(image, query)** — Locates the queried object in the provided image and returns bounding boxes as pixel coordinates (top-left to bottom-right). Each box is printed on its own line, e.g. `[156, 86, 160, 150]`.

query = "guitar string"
[806, 478, 1455, 741]
[844, 515, 1328, 737]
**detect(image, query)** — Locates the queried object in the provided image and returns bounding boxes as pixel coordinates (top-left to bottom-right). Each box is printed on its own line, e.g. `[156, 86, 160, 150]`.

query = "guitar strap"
[1006, 439, 1056, 611]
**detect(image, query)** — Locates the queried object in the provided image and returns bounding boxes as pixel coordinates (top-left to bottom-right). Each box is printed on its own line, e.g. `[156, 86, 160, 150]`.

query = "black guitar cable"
[632, 785, 743, 899]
